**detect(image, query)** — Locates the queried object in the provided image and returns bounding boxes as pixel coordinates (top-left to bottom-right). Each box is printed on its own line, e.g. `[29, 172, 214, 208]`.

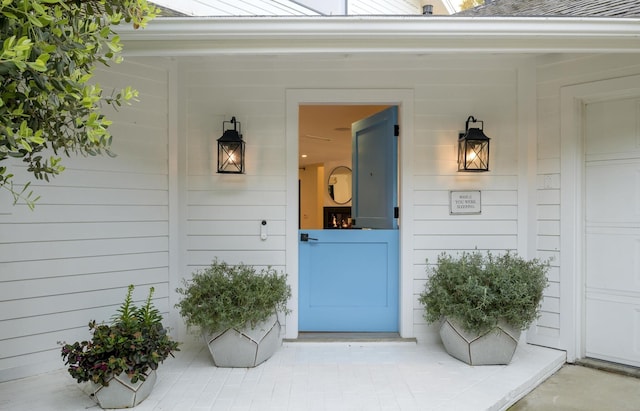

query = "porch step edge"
[576, 358, 640, 379]
[284, 332, 417, 344]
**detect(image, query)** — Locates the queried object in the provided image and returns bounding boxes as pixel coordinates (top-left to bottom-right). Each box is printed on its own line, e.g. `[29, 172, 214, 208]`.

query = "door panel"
[585, 226, 640, 293]
[584, 97, 640, 367]
[298, 229, 399, 331]
[352, 106, 398, 229]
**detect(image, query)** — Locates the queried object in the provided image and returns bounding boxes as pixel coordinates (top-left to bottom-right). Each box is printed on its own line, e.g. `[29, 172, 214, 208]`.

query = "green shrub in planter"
[176, 260, 291, 367]
[176, 259, 291, 334]
[419, 252, 549, 334]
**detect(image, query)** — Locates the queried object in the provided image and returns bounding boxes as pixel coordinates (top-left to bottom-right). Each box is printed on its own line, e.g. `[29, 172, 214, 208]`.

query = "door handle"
[300, 233, 318, 242]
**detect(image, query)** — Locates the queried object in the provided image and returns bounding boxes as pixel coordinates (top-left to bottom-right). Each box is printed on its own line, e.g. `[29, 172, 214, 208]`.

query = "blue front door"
[299, 106, 399, 332]
[299, 229, 398, 331]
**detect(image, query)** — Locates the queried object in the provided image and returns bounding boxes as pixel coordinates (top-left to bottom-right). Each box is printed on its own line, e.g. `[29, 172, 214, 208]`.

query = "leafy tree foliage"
[460, 0, 484, 11]
[0, 0, 158, 208]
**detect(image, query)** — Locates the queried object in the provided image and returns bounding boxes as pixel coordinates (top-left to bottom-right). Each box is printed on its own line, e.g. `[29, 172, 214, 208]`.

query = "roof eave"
[119, 16, 640, 56]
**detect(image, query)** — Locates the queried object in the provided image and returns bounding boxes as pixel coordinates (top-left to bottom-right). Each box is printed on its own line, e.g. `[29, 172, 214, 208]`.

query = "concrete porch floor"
[0, 340, 565, 411]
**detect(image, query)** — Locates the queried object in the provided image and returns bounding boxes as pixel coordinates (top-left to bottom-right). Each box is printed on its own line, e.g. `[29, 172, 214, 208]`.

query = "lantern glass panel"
[463, 140, 489, 171]
[218, 140, 245, 174]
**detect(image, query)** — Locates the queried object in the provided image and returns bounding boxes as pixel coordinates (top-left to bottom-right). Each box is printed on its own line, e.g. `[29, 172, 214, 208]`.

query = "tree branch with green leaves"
[0, 0, 158, 209]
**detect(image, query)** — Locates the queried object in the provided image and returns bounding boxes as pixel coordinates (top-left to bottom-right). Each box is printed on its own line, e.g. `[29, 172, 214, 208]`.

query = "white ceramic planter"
[204, 313, 281, 368]
[85, 370, 156, 409]
[439, 317, 521, 365]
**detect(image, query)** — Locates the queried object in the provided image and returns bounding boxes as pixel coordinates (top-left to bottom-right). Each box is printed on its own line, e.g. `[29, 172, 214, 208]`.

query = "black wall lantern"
[458, 115, 490, 172]
[217, 116, 245, 174]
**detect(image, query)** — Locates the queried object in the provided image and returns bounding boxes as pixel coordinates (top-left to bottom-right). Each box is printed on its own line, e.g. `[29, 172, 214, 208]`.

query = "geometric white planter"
[203, 313, 282, 368]
[439, 317, 521, 366]
[86, 370, 156, 409]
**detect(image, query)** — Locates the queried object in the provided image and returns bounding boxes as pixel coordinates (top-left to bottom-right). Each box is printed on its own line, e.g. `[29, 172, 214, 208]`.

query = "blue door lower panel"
[299, 229, 399, 332]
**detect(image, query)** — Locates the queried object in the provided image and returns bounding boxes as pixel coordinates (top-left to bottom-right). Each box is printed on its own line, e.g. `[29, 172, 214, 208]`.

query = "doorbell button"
[260, 220, 268, 240]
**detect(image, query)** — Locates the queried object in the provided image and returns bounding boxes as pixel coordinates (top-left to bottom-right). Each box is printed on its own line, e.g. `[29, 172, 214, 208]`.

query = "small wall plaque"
[450, 190, 481, 215]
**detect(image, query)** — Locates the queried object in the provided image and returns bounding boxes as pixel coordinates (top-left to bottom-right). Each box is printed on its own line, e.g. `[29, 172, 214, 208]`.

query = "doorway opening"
[297, 104, 399, 333]
[284, 88, 415, 340]
[298, 105, 389, 230]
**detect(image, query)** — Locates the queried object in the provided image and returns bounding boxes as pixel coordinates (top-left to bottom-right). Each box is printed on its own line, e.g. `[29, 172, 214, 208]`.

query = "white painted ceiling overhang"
[119, 16, 640, 56]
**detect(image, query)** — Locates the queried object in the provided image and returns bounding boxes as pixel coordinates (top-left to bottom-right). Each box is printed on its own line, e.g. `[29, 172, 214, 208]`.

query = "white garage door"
[584, 97, 640, 367]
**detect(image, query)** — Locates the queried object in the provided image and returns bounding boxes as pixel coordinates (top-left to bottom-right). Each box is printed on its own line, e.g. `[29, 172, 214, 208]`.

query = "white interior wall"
[0, 58, 171, 382]
[323, 160, 351, 207]
[299, 165, 323, 229]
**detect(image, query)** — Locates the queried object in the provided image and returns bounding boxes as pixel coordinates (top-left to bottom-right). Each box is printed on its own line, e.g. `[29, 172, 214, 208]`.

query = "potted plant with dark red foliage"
[60, 285, 180, 409]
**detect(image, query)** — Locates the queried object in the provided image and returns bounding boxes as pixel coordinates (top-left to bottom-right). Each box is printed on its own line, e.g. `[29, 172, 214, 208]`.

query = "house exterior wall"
[0, 58, 172, 382]
[534, 53, 640, 357]
[3, 49, 640, 381]
[179, 54, 524, 342]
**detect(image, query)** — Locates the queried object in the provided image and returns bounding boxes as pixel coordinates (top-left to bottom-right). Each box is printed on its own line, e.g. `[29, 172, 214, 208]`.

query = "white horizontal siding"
[188, 251, 286, 267]
[0, 204, 168, 224]
[187, 220, 285, 235]
[2, 238, 167, 263]
[0, 253, 168, 283]
[1, 286, 169, 333]
[0, 269, 168, 303]
[0, 286, 168, 378]
[189, 175, 286, 190]
[0, 58, 171, 382]
[188, 205, 284, 220]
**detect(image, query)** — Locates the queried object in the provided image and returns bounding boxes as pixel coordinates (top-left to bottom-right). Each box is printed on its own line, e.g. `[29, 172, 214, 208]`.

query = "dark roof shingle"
[455, 0, 640, 17]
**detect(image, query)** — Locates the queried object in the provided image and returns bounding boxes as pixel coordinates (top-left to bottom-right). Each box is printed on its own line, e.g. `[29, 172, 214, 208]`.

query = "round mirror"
[328, 166, 352, 204]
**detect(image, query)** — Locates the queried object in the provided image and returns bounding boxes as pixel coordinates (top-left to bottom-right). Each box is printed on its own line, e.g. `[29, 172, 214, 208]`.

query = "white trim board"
[120, 17, 640, 56]
[560, 74, 640, 362]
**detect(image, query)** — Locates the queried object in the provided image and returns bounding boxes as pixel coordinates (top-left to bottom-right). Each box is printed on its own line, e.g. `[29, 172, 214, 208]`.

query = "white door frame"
[560, 74, 640, 362]
[285, 89, 415, 339]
